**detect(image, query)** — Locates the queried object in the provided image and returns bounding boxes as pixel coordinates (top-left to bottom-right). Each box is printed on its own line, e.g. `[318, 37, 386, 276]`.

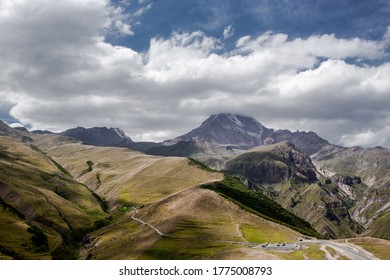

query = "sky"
[0, 0, 390, 147]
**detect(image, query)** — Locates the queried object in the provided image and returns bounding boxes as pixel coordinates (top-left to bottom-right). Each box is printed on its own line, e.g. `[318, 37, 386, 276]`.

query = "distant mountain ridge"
[60, 126, 133, 147]
[3, 114, 330, 156]
[146, 113, 330, 159]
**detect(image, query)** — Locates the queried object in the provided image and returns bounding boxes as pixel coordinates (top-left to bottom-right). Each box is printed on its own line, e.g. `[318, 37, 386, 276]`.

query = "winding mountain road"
[131, 210, 169, 237]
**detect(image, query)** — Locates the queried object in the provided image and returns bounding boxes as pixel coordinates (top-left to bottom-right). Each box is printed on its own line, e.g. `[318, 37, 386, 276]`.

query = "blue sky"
[110, 0, 390, 52]
[1, 0, 390, 147]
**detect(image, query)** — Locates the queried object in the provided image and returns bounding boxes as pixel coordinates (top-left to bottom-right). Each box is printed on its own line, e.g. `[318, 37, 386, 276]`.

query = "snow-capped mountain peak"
[177, 113, 272, 147]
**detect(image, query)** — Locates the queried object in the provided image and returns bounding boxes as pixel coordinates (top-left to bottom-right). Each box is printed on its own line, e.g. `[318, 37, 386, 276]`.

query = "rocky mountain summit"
[176, 113, 273, 148]
[143, 113, 330, 163]
[170, 113, 329, 155]
[61, 126, 133, 147]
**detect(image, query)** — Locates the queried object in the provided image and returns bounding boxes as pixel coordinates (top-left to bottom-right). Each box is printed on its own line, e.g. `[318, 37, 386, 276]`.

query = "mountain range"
[26, 113, 328, 157]
[51, 113, 330, 170]
[146, 113, 330, 158]
[1, 114, 389, 259]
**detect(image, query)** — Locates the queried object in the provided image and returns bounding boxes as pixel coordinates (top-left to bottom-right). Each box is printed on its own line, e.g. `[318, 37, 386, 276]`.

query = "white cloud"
[133, 3, 153, 17]
[237, 32, 387, 60]
[1, 0, 390, 147]
[339, 123, 390, 148]
[114, 20, 134, 35]
[105, 3, 134, 36]
[223, 25, 234, 39]
[8, 122, 25, 128]
[144, 31, 222, 83]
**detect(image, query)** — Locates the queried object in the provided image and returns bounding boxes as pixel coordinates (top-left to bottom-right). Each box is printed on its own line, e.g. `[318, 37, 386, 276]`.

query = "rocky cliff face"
[312, 144, 390, 229]
[224, 141, 364, 238]
[224, 141, 318, 184]
[330, 174, 362, 186]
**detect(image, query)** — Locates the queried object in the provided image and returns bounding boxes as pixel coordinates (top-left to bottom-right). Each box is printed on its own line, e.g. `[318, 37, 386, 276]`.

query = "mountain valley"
[1, 115, 389, 260]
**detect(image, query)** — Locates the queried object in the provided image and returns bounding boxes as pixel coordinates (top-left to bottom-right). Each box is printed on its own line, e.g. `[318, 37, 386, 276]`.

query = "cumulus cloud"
[105, 3, 134, 36]
[1, 0, 390, 147]
[223, 25, 234, 39]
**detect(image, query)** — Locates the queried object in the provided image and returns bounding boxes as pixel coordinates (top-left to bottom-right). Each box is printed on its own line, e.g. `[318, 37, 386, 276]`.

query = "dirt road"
[302, 239, 378, 260]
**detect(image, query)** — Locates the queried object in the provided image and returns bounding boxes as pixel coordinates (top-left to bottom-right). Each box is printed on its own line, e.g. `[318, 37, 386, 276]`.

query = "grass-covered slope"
[81, 186, 304, 260]
[32, 136, 223, 210]
[2, 133, 387, 259]
[364, 210, 390, 240]
[200, 175, 322, 239]
[0, 137, 108, 259]
[348, 237, 390, 259]
[31, 138, 319, 259]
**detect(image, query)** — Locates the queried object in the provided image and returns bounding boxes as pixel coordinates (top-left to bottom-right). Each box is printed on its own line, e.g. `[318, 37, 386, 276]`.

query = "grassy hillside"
[82, 180, 387, 260]
[364, 210, 390, 239]
[32, 137, 326, 259]
[0, 137, 108, 259]
[2, 133, 387, 259]
[81, 187, 303, 260]
[348, 237, 390, 259]
[32, 137, 223, 210]
[200, 175, 323, 239]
